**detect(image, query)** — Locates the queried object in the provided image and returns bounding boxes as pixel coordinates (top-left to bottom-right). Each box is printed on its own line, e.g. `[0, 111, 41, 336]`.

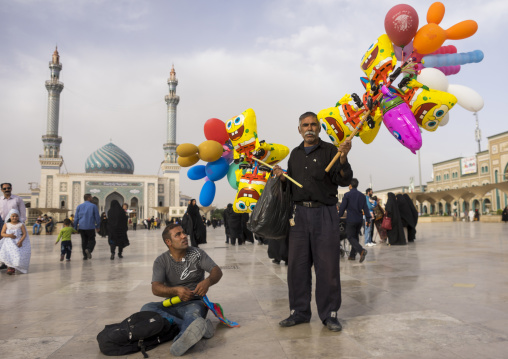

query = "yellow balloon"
[198, 140, 223, 162]
[176, 143, 198, 157]
[360, 34, 396, 85]
[256, 142, 289, 165]
[177, 154, 200, 167]
[233, 169, 270, 213]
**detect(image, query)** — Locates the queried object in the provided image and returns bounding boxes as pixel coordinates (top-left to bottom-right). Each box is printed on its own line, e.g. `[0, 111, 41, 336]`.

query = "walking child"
[55, 218, 77, 261]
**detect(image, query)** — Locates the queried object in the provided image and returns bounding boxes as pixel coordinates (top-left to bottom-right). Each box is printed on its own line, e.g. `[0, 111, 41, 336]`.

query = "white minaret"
[39, 47, 64, 208]
[161, 65, 181, 207]
[163, 65, 180, 165]
[41, 47, 64, 163]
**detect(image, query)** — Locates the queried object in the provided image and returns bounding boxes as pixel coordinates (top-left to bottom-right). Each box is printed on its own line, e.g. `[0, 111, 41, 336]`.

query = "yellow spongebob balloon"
[360, 34, 396, 85]
[358, 107, 383, 144]
[233, 170, 270, 213]
[255, 142, 289, 165]
[407, 84, 457, 132]
[226, 108, 259, 159]
[318, 107, 352, 147]
[318, 97, 382, 146]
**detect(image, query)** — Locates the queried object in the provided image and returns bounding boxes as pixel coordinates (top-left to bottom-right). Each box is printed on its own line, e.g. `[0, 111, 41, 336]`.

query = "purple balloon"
[380, 86, 422, 154]
[393, 41, 414, 61]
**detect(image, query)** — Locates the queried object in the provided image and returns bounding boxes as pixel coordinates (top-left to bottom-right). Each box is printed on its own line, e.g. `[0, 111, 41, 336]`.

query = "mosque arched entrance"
[130, 197, 139, 217]
[105, 192, 124, 214]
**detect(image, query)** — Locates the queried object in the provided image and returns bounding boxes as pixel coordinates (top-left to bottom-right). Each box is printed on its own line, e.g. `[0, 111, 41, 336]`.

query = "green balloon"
[227, 163, 240, 190]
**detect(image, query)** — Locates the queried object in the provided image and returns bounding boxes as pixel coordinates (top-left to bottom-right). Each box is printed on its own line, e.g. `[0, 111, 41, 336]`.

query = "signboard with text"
[461, 156, 477, 175]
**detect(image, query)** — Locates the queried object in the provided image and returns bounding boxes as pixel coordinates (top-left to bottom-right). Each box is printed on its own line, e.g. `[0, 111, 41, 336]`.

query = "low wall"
[418, 216, 454, 223]
[418, 215, 502, 223]
[481, 215, 502, 223]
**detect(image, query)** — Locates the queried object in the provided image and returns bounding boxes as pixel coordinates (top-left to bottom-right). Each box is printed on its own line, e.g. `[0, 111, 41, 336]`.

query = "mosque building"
[29, 48, 186, 221]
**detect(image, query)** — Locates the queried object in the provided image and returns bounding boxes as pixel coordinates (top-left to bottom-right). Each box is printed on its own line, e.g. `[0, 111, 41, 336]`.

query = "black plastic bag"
[247, 176, 292, 240]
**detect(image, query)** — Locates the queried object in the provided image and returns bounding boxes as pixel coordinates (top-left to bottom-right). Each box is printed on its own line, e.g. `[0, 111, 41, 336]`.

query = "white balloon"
[447, 84, 484, 112]
[439, 113, 450, 126]
[417, 68, 449, 92]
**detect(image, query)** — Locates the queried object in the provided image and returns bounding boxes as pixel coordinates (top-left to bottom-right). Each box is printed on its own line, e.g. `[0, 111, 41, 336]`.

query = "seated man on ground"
[141, 223, 223, 357]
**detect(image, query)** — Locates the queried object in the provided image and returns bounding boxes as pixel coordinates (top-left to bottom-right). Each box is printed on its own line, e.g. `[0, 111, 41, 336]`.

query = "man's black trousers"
[346, 221, 365, 258]
[287, 205, 341, 322]
[79, 229, 96, 258]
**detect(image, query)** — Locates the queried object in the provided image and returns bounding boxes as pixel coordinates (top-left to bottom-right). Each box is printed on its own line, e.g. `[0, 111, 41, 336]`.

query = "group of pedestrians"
[74, 194, 130, 261]
[222, 204, 254, 245]
[32, 214, 55, 235]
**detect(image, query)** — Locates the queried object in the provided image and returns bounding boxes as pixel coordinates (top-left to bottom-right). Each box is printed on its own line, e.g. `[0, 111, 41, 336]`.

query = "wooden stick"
[325, 109, 371, 173]
[255, 158, 303, 188]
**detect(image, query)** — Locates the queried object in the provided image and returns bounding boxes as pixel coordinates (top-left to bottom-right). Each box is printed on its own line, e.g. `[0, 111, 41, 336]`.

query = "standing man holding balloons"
[273, 111, 352, 332]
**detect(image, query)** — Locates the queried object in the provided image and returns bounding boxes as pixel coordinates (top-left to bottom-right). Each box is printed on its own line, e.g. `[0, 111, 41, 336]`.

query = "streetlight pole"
[474, 112, 481, 153]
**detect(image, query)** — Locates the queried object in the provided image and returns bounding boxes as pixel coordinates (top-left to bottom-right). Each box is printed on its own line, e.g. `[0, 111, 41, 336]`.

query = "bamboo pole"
[324, 109, 371, 172]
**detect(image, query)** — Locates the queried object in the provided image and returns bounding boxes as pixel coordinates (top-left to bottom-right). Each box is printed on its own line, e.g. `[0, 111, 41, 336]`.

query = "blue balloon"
[205, 157, 229, 181]
[199, 180, 216, 207]
[422, 50, 484, 68]
[187, 165, 207, 180]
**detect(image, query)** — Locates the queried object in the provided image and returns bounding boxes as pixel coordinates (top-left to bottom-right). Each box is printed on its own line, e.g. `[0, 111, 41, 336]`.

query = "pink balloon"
[436, 65, 461, 76]
[432, 45, 457, 55]
[385, 4, 419, 47]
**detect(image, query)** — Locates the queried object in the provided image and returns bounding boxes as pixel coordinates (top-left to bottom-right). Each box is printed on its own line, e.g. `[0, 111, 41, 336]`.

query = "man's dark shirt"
[338, 188, 372, 224]
[287, 139, 353, 205]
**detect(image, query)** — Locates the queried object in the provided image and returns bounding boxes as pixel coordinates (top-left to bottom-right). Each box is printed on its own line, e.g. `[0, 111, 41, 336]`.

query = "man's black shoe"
[279, 314, 310, 327]
[359, 249, 368, 263]
[324, 317, 342, 332]
[85, 249, 92, 259]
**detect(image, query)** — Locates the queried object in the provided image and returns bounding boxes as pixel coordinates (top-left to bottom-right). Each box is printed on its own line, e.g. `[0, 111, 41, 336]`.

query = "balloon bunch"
[177, 119, 234, 206]
[318, 2, 483, 154]
[224, 108, 289, 213]
[177, 110, 289, 212]
[386, 2, 482, 77]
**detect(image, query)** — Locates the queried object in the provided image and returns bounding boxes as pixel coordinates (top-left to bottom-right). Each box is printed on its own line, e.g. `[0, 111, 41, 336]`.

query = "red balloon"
[384, 4, 419, 47]
[204, 118, 229, 144]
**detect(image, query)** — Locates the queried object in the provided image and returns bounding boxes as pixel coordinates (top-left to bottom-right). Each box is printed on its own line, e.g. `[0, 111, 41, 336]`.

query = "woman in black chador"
[385, 192, 406, 245]
[397, 194, 418, 242]
[99, 212, 108, 238]
[182, 199, 206, 247]
[502, 206, 508, 223]
[107, 200, 130, 260]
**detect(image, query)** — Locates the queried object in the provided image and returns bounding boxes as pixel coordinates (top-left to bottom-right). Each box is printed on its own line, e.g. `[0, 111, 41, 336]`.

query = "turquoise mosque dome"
[85, 142, 134, 174]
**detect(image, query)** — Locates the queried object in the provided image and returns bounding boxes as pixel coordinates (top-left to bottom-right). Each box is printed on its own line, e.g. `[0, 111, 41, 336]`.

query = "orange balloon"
[427, 2, 445, 24]
[198, 140, 223, 162]
[413, 23, 447, 54]
[446, 20, 478, 40]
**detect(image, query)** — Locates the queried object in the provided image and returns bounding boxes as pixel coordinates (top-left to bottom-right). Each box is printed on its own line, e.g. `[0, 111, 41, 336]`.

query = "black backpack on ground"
[97, 311, 179, 358]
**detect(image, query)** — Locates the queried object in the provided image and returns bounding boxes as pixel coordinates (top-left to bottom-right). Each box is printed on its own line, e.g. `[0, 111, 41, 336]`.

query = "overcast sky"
[1, 0, 505, 207]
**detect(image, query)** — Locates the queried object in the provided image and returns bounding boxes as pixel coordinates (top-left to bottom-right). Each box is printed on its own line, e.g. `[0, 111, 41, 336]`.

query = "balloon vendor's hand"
[192, 278, 211, 297]
[176, 286, 194, 301]
[272, 165, 286, 182]
[17, 241, 23, 248]
[338, 140, 352, 161]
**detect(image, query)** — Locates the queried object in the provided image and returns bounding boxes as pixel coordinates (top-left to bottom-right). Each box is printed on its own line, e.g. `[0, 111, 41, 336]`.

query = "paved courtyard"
[1, 221, 508, 358]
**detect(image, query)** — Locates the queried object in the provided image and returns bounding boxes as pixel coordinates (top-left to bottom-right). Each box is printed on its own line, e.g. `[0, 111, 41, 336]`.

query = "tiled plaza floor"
[1, 221, 508, 358]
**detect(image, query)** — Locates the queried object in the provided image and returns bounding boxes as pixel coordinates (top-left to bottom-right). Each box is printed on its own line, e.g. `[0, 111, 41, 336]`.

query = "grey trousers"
[287, 205, 342, 322]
